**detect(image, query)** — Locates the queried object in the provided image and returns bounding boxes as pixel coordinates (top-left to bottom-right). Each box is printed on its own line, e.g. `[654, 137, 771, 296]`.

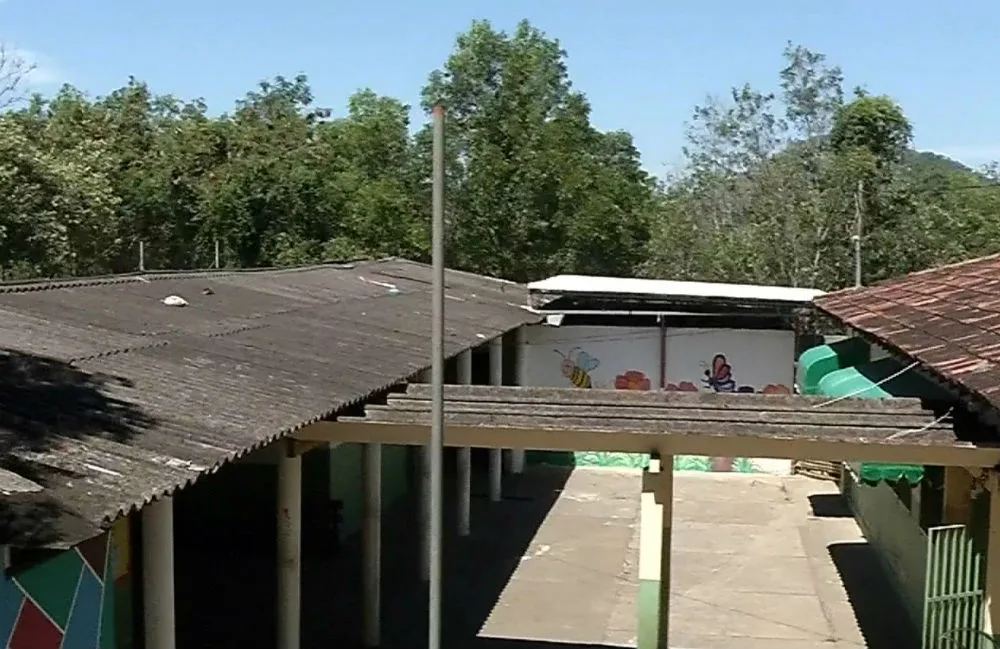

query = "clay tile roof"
[814, 253, 1000, 409]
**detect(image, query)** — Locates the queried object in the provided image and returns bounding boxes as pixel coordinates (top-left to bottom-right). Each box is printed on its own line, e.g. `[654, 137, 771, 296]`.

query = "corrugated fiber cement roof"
[0, 259, 537, 547]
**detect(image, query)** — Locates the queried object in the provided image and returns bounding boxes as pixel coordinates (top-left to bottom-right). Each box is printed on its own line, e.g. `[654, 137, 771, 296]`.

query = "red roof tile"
[814, 254, 1000, 409]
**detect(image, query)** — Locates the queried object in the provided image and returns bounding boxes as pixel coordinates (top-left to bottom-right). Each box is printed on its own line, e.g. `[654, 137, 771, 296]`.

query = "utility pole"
[139, 241, 145, 272]
[214, 239, 221, 269]
[853, 180, 863, 288]
[428, 103, 446, 649]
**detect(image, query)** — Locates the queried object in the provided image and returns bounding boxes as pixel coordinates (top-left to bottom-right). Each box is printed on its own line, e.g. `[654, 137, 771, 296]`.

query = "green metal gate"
[923, 524, 985, 649]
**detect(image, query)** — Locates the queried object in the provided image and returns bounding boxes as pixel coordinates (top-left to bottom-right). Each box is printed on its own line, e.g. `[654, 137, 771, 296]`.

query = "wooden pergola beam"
[396, 383, 930, 413]
[293, 421, 1000, 468]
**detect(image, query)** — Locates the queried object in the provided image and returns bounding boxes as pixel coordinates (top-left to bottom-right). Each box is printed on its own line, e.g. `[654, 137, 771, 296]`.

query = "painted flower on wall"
[615, 370, 651, 391]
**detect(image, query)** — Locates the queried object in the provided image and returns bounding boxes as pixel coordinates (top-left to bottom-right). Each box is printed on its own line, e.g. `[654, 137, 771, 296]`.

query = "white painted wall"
[522, 323, 796, 474]
[664, 328, 794, 395]
[523, 325, 659, 391]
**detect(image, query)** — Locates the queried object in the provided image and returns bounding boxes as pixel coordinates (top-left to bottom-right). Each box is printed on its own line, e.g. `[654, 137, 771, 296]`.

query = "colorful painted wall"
[523, 324, 795, 473]
[0, 518, 132, 649]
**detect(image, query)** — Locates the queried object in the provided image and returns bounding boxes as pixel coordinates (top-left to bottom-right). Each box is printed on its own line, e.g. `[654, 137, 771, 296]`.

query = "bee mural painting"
[554, 347, 600, 388]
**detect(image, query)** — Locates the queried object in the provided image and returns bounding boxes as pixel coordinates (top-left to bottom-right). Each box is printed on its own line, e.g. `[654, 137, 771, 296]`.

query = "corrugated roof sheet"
[814, 254, 1000, 413]
[528, 274, 824, 304]
[0, 259, 538, 547]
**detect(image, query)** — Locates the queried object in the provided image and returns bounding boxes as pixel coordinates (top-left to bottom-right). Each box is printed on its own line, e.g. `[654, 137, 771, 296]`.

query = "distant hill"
[902, 150, 991, 195]
[905, 150, 979, 176]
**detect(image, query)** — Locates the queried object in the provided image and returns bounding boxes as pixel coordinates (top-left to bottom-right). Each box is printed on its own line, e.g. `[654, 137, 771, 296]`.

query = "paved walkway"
[177, 463, 917, 648]
[477, 468, 914, 648]
[390, 466, 916, 648]
[481, 470, 898, 649]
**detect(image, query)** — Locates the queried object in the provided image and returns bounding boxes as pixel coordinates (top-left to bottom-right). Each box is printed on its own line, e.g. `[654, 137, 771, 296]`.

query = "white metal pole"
[511, 327, 527, 473]
[277, 446, 302, 649]
[362, 443, 382, 647]
[488, 338, 503, 502]
[457, 349, 472, 536]
[429, 103, 446, 649]
[143, 496, 176, 649]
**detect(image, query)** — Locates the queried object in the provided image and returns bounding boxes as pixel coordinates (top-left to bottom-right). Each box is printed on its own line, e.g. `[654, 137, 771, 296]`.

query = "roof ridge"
[822, 253, 1000, 300]
[907, 252, 1000, 277]
[0, 258, 527, 294]
[0, 261, 374, 293]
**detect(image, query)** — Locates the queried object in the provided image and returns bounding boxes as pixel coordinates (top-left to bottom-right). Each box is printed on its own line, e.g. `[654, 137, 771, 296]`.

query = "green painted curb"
[637, 578, 662, 649]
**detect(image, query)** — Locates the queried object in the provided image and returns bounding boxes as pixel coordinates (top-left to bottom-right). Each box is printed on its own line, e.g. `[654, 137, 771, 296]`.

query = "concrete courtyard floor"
[477, 467, 917, 649]
[329, 465, 916, 649]
[178, 462, 917, 648]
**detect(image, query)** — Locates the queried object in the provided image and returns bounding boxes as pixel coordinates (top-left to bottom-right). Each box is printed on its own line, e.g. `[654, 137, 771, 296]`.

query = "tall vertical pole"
[456, 349, 472, 536]
[510, 327, 527, 473]
[429, 103, 446, 649]
[854, 180, 863, 288]
[139, 241, 146, 272]
[214, 239, 221, 269]
[488, 338, 503, 502]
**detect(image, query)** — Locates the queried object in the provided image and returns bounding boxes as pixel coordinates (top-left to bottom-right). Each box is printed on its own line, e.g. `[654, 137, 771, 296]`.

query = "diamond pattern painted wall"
[1, 518, 132, 649]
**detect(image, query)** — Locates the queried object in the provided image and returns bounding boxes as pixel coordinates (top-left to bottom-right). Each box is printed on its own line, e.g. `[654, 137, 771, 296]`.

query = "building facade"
[523, 273, 821, 472]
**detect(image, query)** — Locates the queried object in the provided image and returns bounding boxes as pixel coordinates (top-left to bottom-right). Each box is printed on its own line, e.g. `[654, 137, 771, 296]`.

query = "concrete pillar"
[362, 443, 382, 647]
[277, 445, 302, 649]
[637, 456, 673, 649]
[984, 471, 1000, 641]
[142, 496, 176, 649]
[488, 338, 503, 502]
[457, 349, 472, 536]
[510, 327, 527, 473]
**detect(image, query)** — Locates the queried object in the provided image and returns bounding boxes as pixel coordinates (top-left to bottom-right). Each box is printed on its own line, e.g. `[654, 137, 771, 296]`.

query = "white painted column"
[143, 496, 176, 649]
[457, 349, 472, 536]
[418, 369, 431, 581]
[984, 471, 1000, 641]
[637, 455, 674, 649]
[362, 443, 382, 647]
[510, 327, 527, 473]
[488, 338, 503, 502]
[277, 445, 302, 649]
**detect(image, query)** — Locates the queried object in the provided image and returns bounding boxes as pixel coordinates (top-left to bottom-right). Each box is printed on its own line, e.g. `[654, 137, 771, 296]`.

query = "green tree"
[419, 19, 653, 281]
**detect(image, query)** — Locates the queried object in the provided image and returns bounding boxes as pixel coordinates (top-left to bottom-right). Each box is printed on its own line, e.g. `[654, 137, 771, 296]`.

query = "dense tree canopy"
[1, 25, 997, 289]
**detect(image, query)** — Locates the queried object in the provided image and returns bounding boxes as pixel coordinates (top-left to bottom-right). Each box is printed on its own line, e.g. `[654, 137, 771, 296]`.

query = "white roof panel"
[527, 274, 824, 304]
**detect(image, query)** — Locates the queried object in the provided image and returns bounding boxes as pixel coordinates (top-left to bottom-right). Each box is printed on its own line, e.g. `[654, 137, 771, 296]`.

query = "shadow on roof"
[0, 348, 155, 455]
[0, 349, 157, 546]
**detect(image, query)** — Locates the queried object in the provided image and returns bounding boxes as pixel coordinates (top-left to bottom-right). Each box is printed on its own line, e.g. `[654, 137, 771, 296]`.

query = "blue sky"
[4, 0, 997, 176]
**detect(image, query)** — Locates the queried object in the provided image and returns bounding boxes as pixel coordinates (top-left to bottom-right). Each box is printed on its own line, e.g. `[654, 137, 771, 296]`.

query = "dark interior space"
[168, 451, 569, 649]
[808, 492, 853, 518]
[828, 541, 921, 649]
[309, 466, 571, 649]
